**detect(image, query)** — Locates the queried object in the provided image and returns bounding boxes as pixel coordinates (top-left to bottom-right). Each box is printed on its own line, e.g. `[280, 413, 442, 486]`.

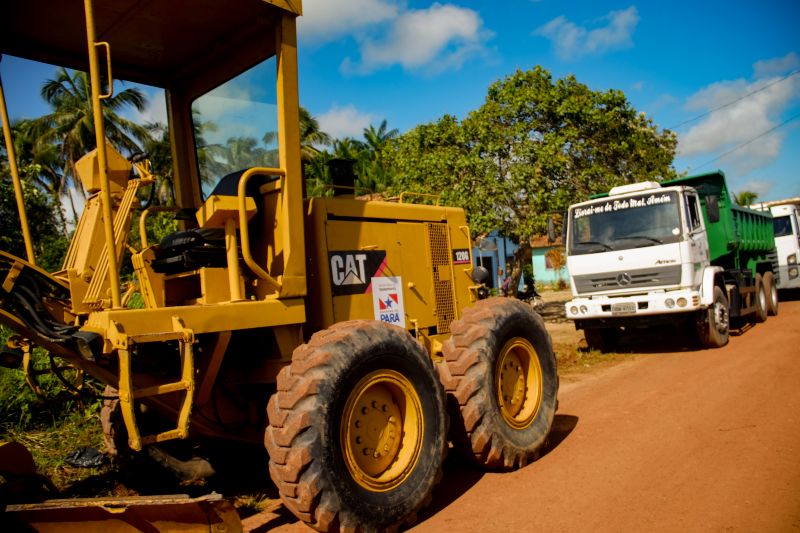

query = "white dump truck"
[564, 170, 779, 351]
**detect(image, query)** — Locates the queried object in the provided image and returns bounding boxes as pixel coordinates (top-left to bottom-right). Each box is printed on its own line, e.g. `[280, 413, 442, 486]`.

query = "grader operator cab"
[0, 0, 558, 530]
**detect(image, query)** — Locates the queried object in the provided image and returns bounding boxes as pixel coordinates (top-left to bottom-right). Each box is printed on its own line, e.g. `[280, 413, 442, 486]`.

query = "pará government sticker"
[371, 276, 406, 328]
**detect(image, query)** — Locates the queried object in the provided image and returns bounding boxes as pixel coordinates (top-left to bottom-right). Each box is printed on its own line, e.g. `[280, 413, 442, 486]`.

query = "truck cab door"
[684, 193, 708, 285]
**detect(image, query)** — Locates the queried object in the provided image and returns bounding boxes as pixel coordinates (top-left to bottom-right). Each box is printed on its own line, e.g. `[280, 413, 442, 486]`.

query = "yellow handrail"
[237, 167, 285, 291]
[398, 191, 441, 205]
[94, 41, 113, 99]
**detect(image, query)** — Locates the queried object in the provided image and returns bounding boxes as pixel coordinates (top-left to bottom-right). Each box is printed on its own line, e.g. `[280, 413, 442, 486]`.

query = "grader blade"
[4, 493, 241, 532]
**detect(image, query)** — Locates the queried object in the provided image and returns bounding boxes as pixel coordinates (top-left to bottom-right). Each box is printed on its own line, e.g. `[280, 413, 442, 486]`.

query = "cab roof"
[1, 0, 301, 94]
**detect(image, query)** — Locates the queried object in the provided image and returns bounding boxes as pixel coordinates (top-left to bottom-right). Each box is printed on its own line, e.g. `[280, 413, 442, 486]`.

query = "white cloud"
[736, 178, 775, 199]
[753, 52, 799, 78]
[678, 55, 800, 174]
[298, 0, 399, 43]
[341, 3, 491, 75]
[317, 104, 377, 139]
[632, 80, 645, 91]
[132, 88, 168, 125]
[534, 6, 639, 60]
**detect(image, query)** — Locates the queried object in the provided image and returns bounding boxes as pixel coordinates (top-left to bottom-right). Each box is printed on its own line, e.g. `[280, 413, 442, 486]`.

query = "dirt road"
[261, 299, 800, 532]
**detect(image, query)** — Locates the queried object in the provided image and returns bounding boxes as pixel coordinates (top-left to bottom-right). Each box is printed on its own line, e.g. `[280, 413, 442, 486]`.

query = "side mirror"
[706, 195, 720, 224]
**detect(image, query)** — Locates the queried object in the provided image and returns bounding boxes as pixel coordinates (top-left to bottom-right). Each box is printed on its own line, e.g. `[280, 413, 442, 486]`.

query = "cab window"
[191, 58, 279, 199]
[685, 194, 702, 232]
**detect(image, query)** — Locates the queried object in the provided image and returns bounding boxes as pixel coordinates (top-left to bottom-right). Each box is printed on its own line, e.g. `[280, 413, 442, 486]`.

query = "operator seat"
[150, 169, 277, 274]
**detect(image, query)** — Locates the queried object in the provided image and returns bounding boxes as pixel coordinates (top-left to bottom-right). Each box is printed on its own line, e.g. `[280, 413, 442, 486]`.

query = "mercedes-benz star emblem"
[616, 272, 632, 286]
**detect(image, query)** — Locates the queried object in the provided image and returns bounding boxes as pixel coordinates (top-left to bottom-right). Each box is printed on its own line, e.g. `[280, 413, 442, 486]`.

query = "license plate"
[611, 302, 636, 315]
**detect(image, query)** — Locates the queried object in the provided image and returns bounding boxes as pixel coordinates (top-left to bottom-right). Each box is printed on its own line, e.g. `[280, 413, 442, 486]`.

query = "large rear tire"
[697, 285, 729, 348]
[763, 271, 779, 316]
[265, 320, 447, 532]
[753, 273, 768, 323]
[439, 298, 558, 470]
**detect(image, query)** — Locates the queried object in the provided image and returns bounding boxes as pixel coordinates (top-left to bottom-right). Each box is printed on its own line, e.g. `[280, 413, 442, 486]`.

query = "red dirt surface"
[257, 299, 800, 532]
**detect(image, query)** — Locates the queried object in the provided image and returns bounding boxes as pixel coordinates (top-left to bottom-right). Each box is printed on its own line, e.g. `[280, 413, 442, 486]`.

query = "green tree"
[299, 106, 332, 161]
[31, 68, 152, 221]
[359, 120, 399, 193]
[734, 190, 759, 207]
[0, 167, 69, 271]
[386, 67, 677, 288]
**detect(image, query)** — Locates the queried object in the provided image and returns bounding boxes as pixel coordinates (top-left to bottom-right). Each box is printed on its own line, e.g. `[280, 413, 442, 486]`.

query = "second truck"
[564, 170, 779, 351]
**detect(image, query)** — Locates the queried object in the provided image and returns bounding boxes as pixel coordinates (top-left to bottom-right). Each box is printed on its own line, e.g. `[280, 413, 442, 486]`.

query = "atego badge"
[329, 250, 387, 296]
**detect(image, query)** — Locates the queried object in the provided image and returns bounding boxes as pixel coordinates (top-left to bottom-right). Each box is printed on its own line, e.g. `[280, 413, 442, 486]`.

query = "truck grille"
[426, 223, 455, 334]
[573, 265, 682, 295]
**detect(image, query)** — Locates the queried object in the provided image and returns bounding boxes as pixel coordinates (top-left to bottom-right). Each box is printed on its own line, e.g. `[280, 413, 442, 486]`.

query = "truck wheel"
[753, 274, 768, 323]
[697, 286, 729, 348]
[439, 298, 558, 470]
[265, 320, 447, 532]
[763, 271, 779, 316]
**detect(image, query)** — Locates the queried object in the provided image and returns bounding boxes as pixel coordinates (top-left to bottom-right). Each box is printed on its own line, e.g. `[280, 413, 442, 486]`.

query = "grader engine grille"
[426, 223, 455, 333]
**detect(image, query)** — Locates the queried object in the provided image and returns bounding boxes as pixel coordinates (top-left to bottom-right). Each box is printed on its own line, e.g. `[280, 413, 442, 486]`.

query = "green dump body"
[664, 170, 775, 273]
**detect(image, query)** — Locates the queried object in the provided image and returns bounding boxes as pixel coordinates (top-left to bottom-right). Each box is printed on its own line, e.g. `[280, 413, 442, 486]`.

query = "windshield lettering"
[569, 191, 681, 255]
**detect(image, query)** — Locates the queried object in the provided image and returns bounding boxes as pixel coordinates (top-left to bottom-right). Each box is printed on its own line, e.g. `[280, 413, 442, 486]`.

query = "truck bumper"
[777, 264, 800, 289]
[566, 290, 702, 328]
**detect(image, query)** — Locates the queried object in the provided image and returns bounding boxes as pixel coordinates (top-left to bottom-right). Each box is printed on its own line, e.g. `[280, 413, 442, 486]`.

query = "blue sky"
[2, 0, 799, 201]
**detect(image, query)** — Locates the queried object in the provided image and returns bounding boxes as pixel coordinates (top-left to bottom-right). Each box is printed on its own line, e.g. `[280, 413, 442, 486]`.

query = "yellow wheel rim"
[495, 337, 543, 430]
[341, 369, 423, 492]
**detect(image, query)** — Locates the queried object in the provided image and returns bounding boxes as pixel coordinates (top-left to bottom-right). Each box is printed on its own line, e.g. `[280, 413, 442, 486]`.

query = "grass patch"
[1, 326, 110, 493]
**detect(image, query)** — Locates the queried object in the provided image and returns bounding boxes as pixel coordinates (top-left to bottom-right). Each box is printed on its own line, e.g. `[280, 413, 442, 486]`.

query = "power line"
[692, 111, 800, 170]
[668, 69, 800, 131]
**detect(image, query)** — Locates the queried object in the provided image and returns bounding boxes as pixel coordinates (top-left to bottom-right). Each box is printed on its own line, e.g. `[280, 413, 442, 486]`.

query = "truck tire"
[265, 320, 447, 532]
[753, 273, 768, 323]
[439, 298, 558, 470]
[763, 271, 779, 316]
[697, 285, 729, 348]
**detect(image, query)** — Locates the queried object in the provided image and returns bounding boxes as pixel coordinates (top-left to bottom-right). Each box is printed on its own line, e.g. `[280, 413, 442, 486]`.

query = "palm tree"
[31, 68, 152, 221]
[359, 120, 399, 193]
[8, 119, 69, 233]
[299, 106, 332, 161]
[734, 190, 759, 207]
[363, 120, 398, 164]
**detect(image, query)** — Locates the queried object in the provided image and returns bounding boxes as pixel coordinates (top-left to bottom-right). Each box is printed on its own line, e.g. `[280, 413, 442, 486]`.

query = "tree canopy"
[385, 66, 678, 286]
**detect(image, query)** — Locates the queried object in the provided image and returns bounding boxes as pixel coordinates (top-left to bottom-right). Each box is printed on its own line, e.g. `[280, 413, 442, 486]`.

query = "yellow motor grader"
[0, 1, 558, 530]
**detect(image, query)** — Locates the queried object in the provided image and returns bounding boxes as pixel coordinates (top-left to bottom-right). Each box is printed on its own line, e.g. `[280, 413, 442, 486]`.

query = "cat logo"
[328, 250, 387, 296]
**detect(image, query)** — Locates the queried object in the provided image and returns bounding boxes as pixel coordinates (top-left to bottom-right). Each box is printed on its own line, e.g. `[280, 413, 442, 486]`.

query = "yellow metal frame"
[114, 316, 195, 451]
[84, 0, 122, 309]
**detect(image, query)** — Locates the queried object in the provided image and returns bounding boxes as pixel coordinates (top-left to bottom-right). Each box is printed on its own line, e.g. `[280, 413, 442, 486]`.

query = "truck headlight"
[677, 297, 688, 308]
[789, 254, 798, 265]
[570, 306, 578, 315]
[579, 305, 588, 314]
[790, 267, 799, 279]
[665, 298, 675, 308]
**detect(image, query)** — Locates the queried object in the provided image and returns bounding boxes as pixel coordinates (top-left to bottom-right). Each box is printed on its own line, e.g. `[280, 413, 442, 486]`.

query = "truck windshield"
[568, 191, 682, 255]
[773, 215, 794, 237]
[192, 57, 279, 199]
